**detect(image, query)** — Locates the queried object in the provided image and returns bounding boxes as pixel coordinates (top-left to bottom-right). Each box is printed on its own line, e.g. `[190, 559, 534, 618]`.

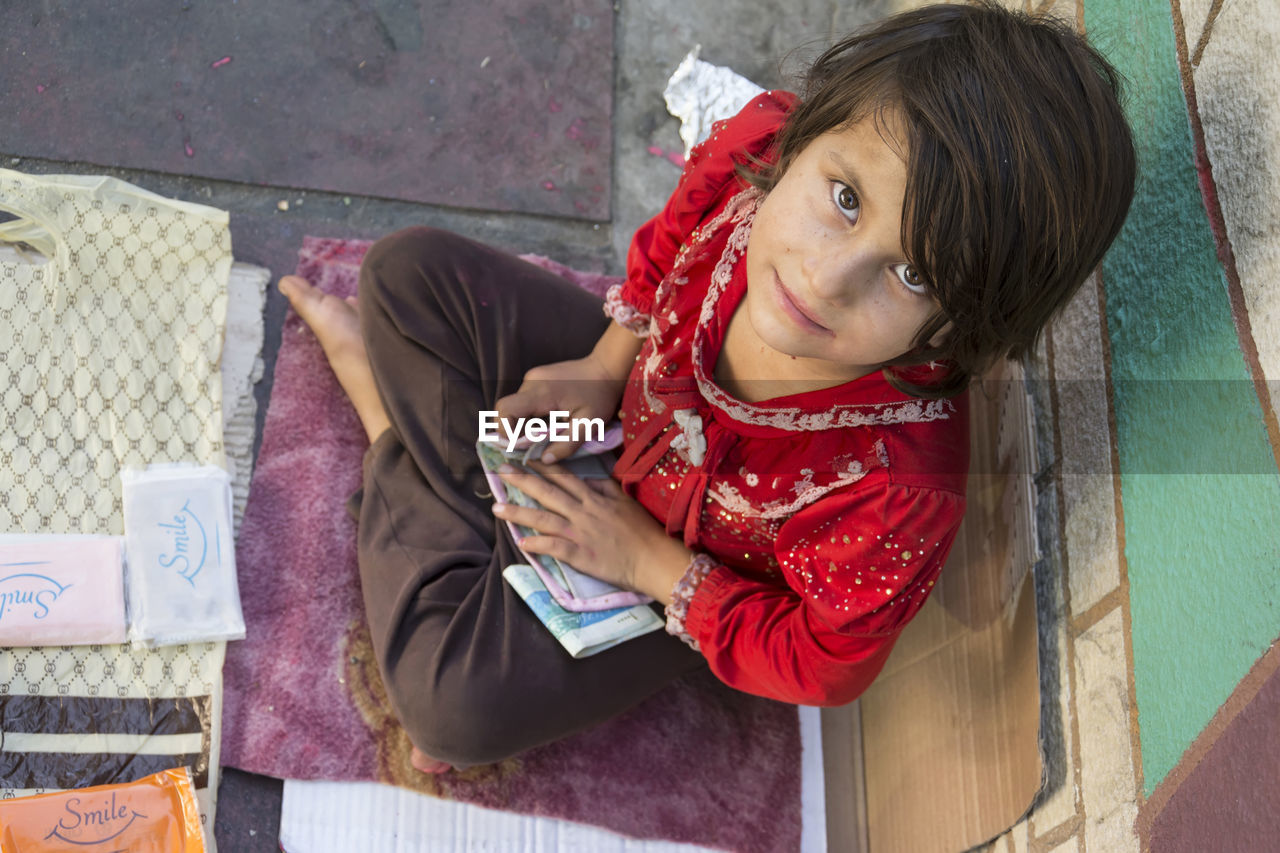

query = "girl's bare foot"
[410, 745, 452, 774]
[278, 275, 391, 443]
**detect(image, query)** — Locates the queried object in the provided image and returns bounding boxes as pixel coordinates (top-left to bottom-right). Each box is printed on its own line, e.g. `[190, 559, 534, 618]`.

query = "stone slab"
[2, 0, 613, 220]
[1047, 835, 1082, 853]
[1073, 608, 1138, 852]
[1049, 279, 1122, 616]
[1030, 539, 1080, 834]
[215, 768, 283, 853]
[1186, 0, 1280, 417]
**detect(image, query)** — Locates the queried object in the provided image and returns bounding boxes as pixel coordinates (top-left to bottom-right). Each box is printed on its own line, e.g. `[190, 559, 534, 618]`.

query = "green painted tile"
[1083, 0, 1280, 795]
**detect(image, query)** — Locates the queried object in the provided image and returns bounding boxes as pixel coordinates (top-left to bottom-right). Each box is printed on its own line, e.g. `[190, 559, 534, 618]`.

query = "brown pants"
[352, 227, 705, 766]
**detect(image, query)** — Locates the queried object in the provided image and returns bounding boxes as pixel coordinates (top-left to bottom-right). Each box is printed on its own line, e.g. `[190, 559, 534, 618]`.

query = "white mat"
[280, 704, 826, 853]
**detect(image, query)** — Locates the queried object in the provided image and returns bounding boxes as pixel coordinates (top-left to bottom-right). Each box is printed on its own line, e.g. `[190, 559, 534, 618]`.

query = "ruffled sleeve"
[605, 90, 798, 335]
[682, 480, 965, 706]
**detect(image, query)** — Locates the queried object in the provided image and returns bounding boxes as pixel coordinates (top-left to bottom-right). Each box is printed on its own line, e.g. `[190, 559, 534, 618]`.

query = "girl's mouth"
[773, 274, 832, 335]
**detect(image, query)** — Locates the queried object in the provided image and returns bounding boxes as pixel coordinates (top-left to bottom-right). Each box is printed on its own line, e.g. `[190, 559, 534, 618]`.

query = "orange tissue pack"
[0, 767, 205, 852]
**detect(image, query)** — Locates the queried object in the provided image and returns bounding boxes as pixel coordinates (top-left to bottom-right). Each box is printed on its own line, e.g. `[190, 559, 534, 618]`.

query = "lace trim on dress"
[665, 552, 718, 650]
[706, 444, 883, 518]
[604, 283, 652, 337]
[641, 188, 765, 424]
[697, 396, 959, 431]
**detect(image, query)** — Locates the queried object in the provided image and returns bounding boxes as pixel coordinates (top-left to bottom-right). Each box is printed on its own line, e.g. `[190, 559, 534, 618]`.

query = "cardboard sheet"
[824, 361, 1044, 852]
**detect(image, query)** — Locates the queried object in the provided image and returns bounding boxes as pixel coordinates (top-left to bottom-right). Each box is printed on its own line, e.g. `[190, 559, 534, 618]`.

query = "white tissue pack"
[122, 464, 245, 646]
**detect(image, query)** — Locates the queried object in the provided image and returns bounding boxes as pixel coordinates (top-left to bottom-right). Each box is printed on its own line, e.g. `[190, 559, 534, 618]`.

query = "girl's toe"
[278, 275, 308, 304]
[410, 746, 452, 774]
[279, 276, 330, 325]
[278, 274, 306, 294]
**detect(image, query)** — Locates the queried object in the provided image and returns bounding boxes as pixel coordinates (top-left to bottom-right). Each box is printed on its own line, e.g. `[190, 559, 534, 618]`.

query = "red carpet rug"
[221, 236, 803, 852]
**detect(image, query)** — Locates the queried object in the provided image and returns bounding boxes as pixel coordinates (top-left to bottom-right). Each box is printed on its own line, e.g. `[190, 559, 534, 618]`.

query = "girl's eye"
[892, 263, 929, 295]
[831, 182, 860, 223]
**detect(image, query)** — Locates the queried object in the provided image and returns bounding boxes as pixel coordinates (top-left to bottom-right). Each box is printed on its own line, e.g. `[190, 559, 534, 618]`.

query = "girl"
[279, 1, 1135, 773]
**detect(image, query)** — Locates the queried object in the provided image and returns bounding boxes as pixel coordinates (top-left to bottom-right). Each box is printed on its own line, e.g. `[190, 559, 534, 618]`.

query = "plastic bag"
[0, 166, 233, 840]
[0, 767, 205, 851]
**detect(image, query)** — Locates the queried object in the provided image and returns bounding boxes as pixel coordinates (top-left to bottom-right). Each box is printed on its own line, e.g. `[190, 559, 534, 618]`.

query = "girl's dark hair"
[745, 1, 1137, 398]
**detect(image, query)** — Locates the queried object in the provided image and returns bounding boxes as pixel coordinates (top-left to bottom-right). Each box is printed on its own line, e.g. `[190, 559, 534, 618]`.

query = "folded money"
[502, 564, 663, 658]
[477, 426, 653, 614]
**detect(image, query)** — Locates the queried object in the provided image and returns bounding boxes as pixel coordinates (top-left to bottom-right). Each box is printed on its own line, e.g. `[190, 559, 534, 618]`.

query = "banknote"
[502, 564, 664, 658]
[477, 438, 653, 612]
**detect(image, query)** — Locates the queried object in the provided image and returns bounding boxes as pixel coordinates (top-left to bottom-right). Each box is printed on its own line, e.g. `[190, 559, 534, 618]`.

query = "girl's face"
[743, 112, 942, 382]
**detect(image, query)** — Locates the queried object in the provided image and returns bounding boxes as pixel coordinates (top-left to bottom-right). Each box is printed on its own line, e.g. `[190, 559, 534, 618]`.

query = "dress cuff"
[603, 283, 651, 337]
[664, 553, 717, 651]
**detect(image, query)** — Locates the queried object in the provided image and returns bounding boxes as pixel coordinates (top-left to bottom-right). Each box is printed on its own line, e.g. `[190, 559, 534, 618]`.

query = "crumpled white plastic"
[663, 45, 766, 157]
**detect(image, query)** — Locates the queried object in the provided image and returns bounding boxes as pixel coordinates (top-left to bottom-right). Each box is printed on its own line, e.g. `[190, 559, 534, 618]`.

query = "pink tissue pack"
[0, 537, 127, 646]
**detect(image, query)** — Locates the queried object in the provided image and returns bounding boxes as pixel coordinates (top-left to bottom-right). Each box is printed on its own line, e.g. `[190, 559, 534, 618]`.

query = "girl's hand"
[494, 355, 626, 463]
[493, 461, 692, 604]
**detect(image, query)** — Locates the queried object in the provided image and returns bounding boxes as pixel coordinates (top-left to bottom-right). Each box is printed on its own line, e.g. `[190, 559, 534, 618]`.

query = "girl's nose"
[803, 251, 868, 303]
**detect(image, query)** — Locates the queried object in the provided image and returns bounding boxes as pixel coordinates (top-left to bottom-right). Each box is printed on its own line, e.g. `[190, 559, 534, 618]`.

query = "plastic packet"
[663, 45, 764, 157]
[0, 766, 206, 851]
[0, 536, 127, 646]
[122, 464, 245, 646]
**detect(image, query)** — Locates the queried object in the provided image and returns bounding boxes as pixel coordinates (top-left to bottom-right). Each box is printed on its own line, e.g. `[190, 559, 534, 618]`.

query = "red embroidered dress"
[606, 91, 970, 706]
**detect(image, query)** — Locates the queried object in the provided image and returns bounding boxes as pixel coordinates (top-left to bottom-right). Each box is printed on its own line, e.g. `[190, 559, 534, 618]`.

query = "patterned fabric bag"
[0, 169, 230, 839]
